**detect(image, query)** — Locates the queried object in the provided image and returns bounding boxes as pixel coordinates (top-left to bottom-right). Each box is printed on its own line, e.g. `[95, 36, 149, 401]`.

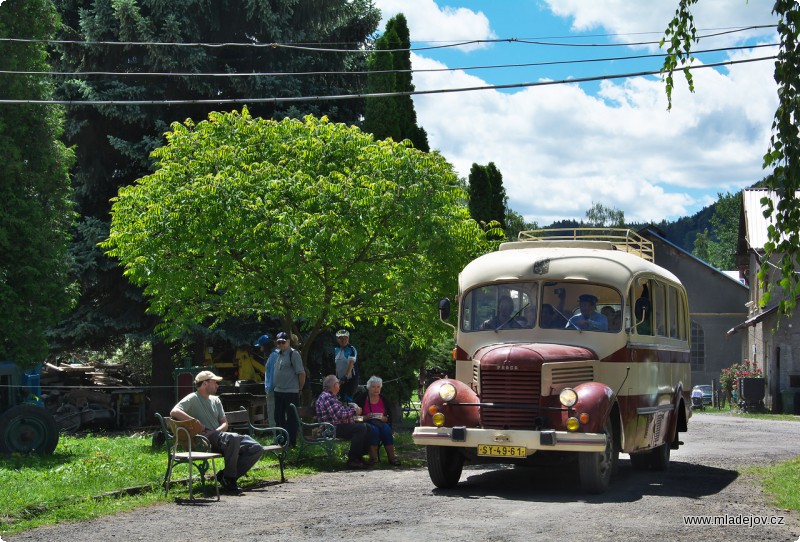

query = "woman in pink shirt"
[357, 375, 401, 466]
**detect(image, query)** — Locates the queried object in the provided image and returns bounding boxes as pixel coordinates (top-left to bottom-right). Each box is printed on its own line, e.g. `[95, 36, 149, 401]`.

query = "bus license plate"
[477, 445, 526, 457]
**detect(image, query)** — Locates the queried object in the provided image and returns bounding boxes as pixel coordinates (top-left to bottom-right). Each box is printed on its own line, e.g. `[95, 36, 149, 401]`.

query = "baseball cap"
[254, 334, 271, 347]
[195, 370, 223, 384]
[275, 331, 289, 342]
[336, 329, 349, 337]
[578, 294, 598, 304]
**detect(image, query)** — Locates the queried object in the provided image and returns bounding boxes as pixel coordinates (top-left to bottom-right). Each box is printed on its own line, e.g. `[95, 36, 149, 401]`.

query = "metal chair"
[155, 413, 224, 501]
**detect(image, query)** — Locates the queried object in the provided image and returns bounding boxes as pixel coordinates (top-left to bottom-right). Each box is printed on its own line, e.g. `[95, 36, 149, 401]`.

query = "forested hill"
[548, 197, 726, 254]
[648, 204, 718, 252]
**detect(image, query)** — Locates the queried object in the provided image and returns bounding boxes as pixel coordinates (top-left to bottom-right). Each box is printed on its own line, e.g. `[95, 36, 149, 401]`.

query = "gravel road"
[8, 413, 800, 542]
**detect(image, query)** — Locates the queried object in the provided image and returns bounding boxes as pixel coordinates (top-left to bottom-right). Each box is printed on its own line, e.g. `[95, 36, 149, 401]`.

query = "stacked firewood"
[40, 361, 147, 431]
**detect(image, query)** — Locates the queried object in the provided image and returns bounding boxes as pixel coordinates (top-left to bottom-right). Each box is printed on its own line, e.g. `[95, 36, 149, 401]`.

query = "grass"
[753, 456, 800, 510]
[692, 407, 800, 422]
[0, 414, 423, 536]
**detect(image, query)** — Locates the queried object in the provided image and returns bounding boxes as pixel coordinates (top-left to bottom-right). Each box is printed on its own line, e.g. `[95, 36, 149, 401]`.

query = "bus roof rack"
[515, 228, 654, 262]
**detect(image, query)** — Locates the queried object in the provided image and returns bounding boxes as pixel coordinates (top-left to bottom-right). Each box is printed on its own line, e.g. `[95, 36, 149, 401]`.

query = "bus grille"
[479, 368, 541, 430]
[550, 365, 594, 388]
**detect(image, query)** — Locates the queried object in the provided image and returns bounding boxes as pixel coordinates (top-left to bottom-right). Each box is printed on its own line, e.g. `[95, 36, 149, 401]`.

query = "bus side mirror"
[438, 298, 451, 321]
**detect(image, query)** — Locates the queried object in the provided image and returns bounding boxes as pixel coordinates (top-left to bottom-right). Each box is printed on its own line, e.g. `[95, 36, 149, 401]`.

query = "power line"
[0, 44, 777, 78]
[0, 24, 777, 53]
[0, 55, 774, 106]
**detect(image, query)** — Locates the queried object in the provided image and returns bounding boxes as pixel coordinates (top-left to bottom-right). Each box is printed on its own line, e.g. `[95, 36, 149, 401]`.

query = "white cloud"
[372, 1, 779, 224]
[374, 0, 496, 50]
[411, 46, 777, 224]
[542, 0, 777, 49]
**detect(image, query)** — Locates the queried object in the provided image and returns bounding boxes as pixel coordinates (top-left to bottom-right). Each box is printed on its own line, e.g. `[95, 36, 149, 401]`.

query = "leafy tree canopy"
[691, 191, 741, 269]
[585, 201, 625, 228]
[663, 0, 799, 313]
[49, 0, 381, 352]
[103, 110, 489, 358]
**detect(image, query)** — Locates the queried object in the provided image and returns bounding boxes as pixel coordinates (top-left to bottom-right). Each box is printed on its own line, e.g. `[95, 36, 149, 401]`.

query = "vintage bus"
[412, 229, 691, 493]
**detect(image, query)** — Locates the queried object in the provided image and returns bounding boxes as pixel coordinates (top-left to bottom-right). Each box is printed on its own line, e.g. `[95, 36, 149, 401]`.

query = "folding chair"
[156, 413, 224, 501]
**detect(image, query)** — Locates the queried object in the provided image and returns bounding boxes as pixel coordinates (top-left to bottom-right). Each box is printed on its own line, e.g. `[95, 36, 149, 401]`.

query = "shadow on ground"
[432, 459, 737, 504]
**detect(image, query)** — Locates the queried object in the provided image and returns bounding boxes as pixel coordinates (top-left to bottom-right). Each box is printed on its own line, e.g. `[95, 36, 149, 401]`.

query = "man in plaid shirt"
[315, 374, 370, 469]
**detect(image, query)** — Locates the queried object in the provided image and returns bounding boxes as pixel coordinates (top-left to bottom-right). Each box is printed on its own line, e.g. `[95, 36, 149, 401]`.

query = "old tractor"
[0, 361, 59, 454]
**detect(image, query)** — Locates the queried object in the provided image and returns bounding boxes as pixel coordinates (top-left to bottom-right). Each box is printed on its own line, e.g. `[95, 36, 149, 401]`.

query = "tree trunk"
[149, 339, 174, 418]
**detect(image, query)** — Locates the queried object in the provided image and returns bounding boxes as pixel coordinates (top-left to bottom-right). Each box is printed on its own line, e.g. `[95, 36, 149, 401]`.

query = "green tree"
[663, 0, 800, 313]
[48, 0, 380, 413]
[364, 13, 429, 151]
[585, 202, 625, 227]
[504, 209, 538, 241]
[50, 0, 381, 352]
[691, 192, 740, 269]
[0, 0, 75, 368]
[467, 162, 507, 231]
[102, 111, 488, 368]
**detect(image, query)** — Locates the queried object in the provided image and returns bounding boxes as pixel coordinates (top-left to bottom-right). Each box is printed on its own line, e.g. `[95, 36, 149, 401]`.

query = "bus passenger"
[481, 295, 521, 329]
[567, 294, 608, 331]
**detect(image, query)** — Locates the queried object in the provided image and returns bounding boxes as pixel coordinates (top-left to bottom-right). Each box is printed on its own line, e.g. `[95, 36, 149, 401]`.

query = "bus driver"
[567, 294, 608, 331]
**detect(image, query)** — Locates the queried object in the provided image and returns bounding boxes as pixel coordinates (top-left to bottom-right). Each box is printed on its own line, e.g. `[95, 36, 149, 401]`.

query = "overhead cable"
[0, 24, 777, 53]
[0, 55, 774, 106]
[0, 43, 777, 78]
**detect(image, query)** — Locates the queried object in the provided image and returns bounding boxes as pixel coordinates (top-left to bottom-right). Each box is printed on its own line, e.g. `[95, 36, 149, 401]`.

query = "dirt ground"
[7, 413, 800, 542]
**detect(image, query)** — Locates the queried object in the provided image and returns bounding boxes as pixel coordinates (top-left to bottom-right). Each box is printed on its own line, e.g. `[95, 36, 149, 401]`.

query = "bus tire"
[579, 417, 618, 494]
[649, 441, 671, 471]
[426, 445, 464, 489]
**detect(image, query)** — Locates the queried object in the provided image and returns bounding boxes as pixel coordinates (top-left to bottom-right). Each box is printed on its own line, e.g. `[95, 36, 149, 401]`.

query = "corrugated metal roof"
[742, 188, 778, 251]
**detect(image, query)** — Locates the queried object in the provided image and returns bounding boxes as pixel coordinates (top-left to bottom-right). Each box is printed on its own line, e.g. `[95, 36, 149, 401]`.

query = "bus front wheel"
[426, 445, 464, 489]
[579, 417, 618, 494]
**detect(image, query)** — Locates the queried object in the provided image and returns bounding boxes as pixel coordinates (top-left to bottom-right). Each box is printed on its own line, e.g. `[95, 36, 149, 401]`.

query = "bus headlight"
[438, 382, 457, 402]
[432, 412, 445, 427]
[559, 388, 578, 408]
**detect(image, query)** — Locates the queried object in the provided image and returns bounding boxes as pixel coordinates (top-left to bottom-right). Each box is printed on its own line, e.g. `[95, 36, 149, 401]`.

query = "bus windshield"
[461, 282, 623, 333]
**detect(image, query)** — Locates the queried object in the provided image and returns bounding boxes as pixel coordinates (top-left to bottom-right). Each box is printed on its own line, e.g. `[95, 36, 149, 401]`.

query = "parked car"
[692, 384, 713, 407]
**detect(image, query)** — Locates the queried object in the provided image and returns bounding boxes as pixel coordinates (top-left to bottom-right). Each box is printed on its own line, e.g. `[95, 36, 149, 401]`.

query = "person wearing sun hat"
[566, 293, 608, 331]
[334, 329, 359, 402]
[170, 370, 264, 494]
[272, 331, 305, 446]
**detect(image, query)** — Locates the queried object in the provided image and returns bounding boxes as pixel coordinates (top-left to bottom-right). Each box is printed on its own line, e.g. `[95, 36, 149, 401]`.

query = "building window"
[691, 320, 705, 370]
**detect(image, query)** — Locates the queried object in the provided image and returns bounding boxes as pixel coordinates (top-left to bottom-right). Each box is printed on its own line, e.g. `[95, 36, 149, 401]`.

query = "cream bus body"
[412, 230, 691, 493]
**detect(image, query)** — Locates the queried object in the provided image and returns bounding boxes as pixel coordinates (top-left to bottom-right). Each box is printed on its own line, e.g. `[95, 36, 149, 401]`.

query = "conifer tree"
[467, 162, 507, 230]
[364, 13, 429, 150]
[0, 0, 75, 367]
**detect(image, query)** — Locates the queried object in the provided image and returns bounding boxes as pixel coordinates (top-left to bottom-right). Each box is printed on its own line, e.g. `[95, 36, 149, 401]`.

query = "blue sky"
[372, 0, 779, 225]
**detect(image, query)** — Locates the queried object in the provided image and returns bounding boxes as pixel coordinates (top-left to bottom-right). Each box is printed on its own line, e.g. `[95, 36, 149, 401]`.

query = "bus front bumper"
[412, 426, 608, 454]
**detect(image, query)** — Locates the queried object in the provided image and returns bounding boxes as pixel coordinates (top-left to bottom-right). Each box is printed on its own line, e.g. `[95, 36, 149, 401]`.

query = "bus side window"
[633, 281, 652, 335]
[653, 281, 666, 336]
[668, 287, 679, 338]
[634, 297, 652, 335]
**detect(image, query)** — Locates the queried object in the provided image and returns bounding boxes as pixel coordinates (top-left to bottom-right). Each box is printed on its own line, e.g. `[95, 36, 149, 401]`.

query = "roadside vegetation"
[693, 409, 800, 511]
[0, 416, 423, 536]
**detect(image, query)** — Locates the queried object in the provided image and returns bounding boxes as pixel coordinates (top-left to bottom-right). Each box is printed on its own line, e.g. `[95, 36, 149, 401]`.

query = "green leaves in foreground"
[103, 110, 489, 346]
